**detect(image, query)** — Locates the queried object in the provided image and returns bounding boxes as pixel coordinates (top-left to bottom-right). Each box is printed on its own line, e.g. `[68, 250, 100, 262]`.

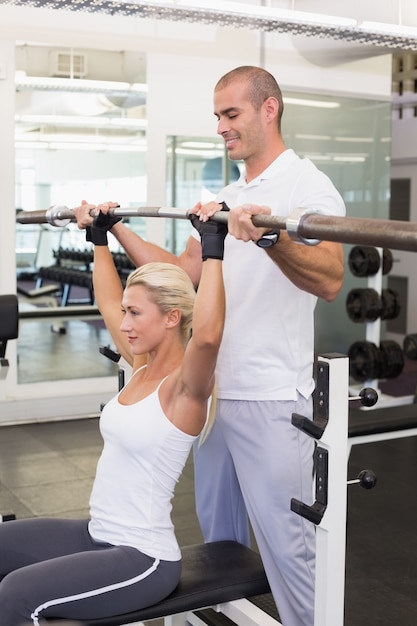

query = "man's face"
[214, 81, 265, 163]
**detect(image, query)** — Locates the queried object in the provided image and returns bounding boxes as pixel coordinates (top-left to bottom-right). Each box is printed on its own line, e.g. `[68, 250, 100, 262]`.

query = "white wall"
[0, 3, 394, 423]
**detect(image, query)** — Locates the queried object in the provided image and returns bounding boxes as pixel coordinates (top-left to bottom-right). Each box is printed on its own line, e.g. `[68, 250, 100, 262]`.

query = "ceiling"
[1, 0, 417, 51]
[6, 1, 417, 151]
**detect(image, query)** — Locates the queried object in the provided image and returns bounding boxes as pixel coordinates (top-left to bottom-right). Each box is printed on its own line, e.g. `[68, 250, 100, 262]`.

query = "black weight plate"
[348, 246, 381, 277]
[348, 341, 381, 382]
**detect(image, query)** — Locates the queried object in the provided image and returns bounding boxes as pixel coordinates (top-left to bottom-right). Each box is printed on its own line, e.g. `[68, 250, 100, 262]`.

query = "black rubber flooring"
[1, 417, 417, 625]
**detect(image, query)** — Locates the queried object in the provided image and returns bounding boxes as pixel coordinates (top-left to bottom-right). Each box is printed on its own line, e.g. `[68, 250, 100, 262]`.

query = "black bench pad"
[349, 403, 417, 438]
[50, 541, 270, 625]
[0, 294, 18, 343]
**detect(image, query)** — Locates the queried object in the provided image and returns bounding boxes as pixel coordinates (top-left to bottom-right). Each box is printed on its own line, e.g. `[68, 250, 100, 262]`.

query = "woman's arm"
[91, 246, 134, 366]
[73, 202, 139, 367]
[91, 201, 204, 288]
[179, 214, 227, 402]
[180, 257, 225, 401]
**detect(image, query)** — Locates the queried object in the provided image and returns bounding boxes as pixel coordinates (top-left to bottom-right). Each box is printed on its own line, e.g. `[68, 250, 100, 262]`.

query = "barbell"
[16, 204, 417, 253]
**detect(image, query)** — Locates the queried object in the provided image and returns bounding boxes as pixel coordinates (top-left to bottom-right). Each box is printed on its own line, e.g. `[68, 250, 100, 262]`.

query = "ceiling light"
[295, 134, 332, 141]
[2, 0, 417, 50]
[284, 97, 340, 109]
[15, 74, 148, 95]
[334, 136, 374, 143]
[180, 141, 220, 149]
[15, 113, 147, 130]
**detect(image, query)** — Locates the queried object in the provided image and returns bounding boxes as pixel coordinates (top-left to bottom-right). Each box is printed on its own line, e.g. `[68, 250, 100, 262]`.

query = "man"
[80, 66, 345, 626]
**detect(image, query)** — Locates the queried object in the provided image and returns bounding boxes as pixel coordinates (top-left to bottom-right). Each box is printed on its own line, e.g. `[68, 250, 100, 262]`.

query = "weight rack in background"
[346, 245, 405, 397]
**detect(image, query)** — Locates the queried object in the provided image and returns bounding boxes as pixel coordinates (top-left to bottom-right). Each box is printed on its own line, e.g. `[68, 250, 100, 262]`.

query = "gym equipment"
[0, 294, 19, 379]
[380, 288, 401, 320]
[348, 387, 379, 407]
[403, 333, 417, 360]
[291, 354, 375, 625]
[348, 402, 417, 461]
[378, 340, 405, 378]
[346, 288, 401, 323]
[349, 403, 417, 440]
[348, 246, 393, 277]
[348, 339, 404, 382]
[99, 345, 125, 392]
[15, 205, 417, 252]
[52, 541, 274, 626]
[348, 341, 381, 381]
[18, 304, 100, 321]
[347, 469, 377, 489]
[346, 288, 383, 322]
[21, 354, 369, 626]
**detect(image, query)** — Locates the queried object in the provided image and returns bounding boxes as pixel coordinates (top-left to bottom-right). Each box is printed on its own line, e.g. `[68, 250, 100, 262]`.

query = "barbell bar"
[16, 204, 417, 253]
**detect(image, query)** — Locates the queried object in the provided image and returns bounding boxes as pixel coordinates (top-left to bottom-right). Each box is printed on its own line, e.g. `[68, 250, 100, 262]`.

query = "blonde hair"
[126, 262, 217, 442]
[199, 385, 217, 446]
[126, 262, 195, 345]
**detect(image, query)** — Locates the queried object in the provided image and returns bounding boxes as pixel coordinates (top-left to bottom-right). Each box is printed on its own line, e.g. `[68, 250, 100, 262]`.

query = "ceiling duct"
[1, 0, 417, 51]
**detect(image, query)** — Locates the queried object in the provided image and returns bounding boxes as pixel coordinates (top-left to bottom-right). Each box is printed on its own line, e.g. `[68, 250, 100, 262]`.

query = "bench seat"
[349, 403, 417, 438]
[48, 541, 270, 626]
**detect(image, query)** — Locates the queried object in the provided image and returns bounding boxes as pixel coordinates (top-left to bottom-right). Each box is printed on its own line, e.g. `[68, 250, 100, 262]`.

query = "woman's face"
[120, 285, 168, 354]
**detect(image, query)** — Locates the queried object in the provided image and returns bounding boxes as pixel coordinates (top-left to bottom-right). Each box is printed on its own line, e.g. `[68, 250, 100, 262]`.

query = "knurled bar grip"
[16, 205, 417, 253]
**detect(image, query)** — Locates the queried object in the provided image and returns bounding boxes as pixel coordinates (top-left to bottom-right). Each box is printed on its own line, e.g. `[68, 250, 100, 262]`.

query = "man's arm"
[230, 204, 344, 301]
[266, 233, 344, 302]
[196, 201, 344, 302]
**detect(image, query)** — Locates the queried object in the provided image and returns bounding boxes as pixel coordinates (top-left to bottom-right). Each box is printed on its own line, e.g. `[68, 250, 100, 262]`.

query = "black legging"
[0, 518, 181, 625]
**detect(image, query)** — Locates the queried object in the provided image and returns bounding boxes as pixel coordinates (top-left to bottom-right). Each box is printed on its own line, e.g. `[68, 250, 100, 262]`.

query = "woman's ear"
[166, 308, 182, 328]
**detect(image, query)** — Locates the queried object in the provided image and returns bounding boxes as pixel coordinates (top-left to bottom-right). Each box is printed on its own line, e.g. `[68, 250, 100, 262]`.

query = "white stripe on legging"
[30, 557, 160, 625]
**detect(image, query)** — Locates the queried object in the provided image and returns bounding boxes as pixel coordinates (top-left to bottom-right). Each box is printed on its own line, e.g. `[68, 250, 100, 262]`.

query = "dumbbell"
[348, 246, 393, 277]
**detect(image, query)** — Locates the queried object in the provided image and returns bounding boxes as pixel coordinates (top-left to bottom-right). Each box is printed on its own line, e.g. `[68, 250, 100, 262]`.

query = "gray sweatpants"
[193, 396, 316, 626]
[0, 517, 181, 625]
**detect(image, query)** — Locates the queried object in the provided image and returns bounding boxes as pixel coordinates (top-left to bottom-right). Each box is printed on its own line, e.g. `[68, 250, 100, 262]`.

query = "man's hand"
[228, 203, 272, 242]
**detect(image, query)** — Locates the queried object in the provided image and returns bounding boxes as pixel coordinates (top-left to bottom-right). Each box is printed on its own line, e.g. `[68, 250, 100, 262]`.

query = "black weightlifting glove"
[189, 202, 229, 261]
[86, 210, 122, 246]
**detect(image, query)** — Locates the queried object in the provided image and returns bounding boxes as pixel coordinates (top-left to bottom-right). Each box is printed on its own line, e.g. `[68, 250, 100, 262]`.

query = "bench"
[348, 402, 417, 454]
[47, 541, 273, 625]
[0, 294, 18, 378]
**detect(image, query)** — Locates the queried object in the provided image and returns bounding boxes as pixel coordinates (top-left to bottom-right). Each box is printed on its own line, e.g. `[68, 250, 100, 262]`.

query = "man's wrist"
[255, 230, 280, 248]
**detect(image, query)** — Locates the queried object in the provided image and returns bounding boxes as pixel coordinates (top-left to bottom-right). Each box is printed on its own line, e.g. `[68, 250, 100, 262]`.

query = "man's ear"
[264, 96, 279, 122]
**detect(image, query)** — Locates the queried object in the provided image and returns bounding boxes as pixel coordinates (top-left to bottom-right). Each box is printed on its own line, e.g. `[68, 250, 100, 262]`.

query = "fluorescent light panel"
[2, 0, 417, 50]
[15, 113, 147, 130]
[15, 74, 148, 95]
[284, 97, 340, 109]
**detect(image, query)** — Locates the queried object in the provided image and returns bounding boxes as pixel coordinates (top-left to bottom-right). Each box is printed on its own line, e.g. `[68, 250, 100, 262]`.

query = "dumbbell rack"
[363, 248, 382, 395]
[348, 247, 411, 408]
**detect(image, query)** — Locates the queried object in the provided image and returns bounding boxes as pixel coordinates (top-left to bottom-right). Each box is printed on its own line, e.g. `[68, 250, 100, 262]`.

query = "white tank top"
[88, 369, 197, 561]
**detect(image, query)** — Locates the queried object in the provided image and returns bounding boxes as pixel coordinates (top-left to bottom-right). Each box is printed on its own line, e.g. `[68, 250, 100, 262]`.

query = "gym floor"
[2, 311, 417, 625]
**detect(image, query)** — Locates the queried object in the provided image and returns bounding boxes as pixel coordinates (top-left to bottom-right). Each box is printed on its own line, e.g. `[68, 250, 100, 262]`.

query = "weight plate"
[348, 246, 381, 277]
[379, 340, 404, 379]
[403, 334, 417, 360]
[346, 288, 383, 323]
[381, 289, 401, 321]
[348, 341, 381, 382]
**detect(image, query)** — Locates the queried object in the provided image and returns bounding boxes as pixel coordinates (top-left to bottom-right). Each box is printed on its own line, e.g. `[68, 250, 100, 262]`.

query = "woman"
[0, 202, 226, 625]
